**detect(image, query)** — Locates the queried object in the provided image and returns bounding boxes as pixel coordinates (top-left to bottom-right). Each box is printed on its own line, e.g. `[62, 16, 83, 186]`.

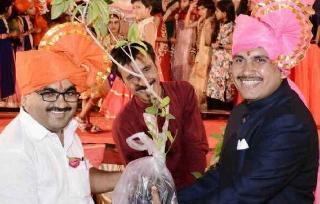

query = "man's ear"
[21, 95, 28, 110]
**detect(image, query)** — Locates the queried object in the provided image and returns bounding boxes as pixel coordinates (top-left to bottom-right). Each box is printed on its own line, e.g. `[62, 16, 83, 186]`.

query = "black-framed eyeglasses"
[36, 89, 80, 103]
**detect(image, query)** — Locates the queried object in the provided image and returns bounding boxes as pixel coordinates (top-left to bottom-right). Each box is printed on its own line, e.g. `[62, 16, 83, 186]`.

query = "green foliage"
[160, 96, 170, 108]
[51, 0, 73, 20]
[144, 97, 175, 152]
[209, 127, 226, 165]
[145, 106, 158, 115]
[50, 0, 111, 39]
[164, 130, 174, 143]
[115, 24, 148, 56]
[127, 23, 139, 42]
[191, 172, 203, 179]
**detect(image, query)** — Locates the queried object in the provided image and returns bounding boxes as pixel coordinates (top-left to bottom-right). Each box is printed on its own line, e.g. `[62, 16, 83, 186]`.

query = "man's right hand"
[151, 186, 161, 204]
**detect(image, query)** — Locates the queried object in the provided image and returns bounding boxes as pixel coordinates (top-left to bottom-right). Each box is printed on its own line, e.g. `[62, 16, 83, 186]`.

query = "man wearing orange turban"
[0, 23, 120, 204]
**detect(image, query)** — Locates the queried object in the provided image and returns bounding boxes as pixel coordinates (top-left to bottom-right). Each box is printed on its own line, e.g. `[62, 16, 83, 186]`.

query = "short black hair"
[110, 41, 156, 79]
[0, 0, 12, 15]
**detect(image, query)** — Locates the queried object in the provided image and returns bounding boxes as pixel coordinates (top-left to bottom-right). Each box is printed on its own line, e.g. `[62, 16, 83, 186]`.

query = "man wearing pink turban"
[176, 0, 319, 203]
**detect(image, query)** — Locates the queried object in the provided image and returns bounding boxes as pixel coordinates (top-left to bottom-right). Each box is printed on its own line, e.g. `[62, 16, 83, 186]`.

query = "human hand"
[151, 186, 161, 204]
[188, 1, 198, 12]
[0, 33, 8, 39]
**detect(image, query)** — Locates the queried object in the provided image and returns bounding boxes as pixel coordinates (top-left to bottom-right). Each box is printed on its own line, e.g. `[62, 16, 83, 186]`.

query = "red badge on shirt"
[68, 157, 81, 168]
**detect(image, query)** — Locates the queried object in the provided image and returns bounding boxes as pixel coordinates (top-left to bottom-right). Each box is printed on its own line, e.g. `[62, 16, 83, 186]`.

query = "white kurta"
[0, 109, 94, 204]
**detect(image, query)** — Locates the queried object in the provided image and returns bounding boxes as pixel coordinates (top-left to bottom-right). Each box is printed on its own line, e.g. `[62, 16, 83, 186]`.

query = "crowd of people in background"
[1, 0, 319, 130]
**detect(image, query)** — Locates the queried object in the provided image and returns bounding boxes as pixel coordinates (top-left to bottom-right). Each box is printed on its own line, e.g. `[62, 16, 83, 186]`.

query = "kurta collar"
[19, 108, 78, 146]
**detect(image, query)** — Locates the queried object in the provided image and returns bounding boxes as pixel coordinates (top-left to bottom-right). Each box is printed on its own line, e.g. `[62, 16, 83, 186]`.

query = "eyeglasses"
[36, 89, 80, 102]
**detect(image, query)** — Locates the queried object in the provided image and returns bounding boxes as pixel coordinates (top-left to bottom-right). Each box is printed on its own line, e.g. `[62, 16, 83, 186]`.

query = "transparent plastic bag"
[112, 132, 178, 204]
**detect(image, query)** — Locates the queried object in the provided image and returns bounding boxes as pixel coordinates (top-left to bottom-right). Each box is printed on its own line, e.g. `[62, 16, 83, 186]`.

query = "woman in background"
[151, 0, 171, 81]
[0, 0, 17, 107]
[206, 0, 236, 110]
[171, 0, 197, 81]
[131, 0, 157, 47]
[100, 11, 132, 125]
[187, 0, 216, 110]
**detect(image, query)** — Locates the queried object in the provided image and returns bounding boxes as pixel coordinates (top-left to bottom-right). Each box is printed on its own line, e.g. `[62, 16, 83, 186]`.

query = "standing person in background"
[100, 10, 133, 125]
[171, 0, 197, 81]
[131, 0, 157, 48]
[0, 0, 17, 107]
[151, 0, 172, 81]
[14, 0, 37, 51]
[131, 0, 165, 80]
[207, 0, 236, 111]
[162, 0, 180, 66]
[187, 0, 216, 110]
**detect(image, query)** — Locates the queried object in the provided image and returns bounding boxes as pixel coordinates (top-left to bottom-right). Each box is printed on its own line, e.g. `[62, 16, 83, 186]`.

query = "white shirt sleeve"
[0, 150, 39, 204]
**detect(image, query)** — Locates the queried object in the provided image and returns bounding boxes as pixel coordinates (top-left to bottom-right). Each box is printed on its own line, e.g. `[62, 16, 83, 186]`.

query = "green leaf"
[51, 0, 73, 19]
[51, 2, 66, 19]
[166, 113, 176, 120]
[160, 96, 170, 108]
[160, 108, 166, 117]
[87, 2, 99, 25]
[97, 0, 110, 23]
[92, 17, 108, 38]
[127, 23, 140, 42]
[214, 141, 223, 156]
[51, 0, 65, 5]
[191, 171, 203, 179]
[210, 133, 223, 139]
[145, 106, 158, 115]
[165, 130, 174, 143]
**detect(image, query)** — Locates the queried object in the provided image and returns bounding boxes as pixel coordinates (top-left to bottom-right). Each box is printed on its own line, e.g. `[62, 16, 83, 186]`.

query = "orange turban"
[16, 22, 105, 95]
[14, 0, 32, 13]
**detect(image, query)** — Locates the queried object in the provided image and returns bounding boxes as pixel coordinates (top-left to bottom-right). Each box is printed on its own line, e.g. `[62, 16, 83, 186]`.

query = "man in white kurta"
[0, 32, 120, 203]
[0, 109, 94, 204]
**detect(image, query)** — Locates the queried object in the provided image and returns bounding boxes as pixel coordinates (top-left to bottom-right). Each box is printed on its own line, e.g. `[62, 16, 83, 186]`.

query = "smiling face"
[22, 79, 78, 133]
[119, 53, 161, 104]
[231, 47, 285, 102]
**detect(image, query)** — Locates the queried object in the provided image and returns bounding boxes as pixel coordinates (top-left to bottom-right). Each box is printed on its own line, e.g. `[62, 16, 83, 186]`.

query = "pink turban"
[232, 0, 314, 69]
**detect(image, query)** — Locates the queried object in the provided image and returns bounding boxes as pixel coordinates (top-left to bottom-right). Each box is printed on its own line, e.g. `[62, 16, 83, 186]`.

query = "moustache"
[46, 107, 72, 112]
[135, 79, 156, 92]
